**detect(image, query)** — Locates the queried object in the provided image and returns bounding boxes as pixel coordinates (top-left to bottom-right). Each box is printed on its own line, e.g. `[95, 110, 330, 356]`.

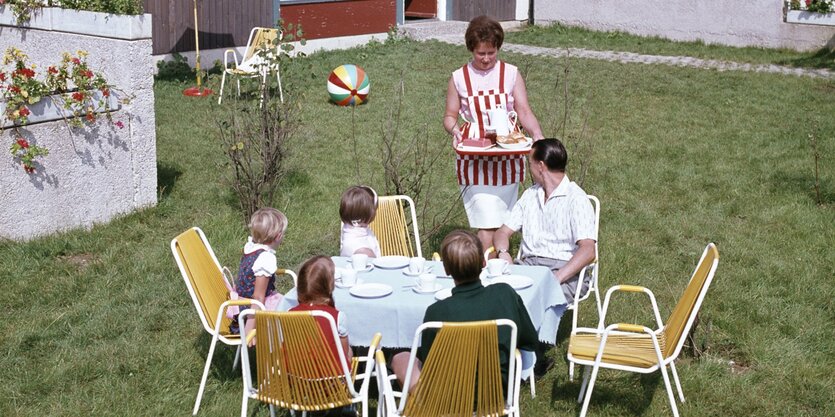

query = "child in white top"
[339, 185, 382, 257]
[232, 207, 287, 344]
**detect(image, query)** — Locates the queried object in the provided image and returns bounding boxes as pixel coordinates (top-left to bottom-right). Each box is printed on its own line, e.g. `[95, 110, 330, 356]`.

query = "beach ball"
[327, 64, 370, 106]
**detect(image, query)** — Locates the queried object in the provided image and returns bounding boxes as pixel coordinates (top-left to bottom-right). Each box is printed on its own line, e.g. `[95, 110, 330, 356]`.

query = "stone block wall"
[0, 10, 156, 240]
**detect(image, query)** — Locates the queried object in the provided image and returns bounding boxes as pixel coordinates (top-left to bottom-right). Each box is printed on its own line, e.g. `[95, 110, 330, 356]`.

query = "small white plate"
[402, 267, 433, 277]
[434, 287, 453, 301]
[373, 255, 410, 269]
[488, 274, 534, 290]
[412, 282, 444, 294]
[349, 283, 393, 298]
[496, 137, 533, 150]
[345, 261, 374, 273]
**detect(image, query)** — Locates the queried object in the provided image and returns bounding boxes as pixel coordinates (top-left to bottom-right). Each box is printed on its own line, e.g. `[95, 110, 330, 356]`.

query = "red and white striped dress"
[453, 61, 526, 187]
[452, 61, 525, 228]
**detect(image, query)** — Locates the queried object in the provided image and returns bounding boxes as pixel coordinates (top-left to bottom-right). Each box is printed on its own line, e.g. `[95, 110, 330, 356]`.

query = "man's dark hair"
[531, 138, 568, 172]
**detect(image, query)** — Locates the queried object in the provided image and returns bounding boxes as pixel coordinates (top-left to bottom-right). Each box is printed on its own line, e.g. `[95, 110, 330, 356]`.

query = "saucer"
[345, 261, 374, 273]
[412, 282, 444, 294]
[480, 268, 510, 280]
[349, 283, 393, 298]
[402, 267, 433, 277]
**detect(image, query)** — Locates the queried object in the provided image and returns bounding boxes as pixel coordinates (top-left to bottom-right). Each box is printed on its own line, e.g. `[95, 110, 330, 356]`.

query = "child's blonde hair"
[339, 186, 378, 225]
[249, 207, 288, 244]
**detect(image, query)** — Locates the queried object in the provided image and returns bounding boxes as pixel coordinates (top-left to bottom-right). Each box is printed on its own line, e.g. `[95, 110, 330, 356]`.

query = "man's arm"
[553, 239, 596, 284]
[493, 225, 515, 263]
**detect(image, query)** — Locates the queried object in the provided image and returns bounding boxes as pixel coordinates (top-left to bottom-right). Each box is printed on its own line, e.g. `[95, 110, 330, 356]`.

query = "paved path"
[400, 21, 833, 79]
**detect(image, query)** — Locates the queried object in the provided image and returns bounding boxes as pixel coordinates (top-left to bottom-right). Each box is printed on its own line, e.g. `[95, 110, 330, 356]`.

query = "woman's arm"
[512, 74, 544, 140]
[444, 77, 463, 147]
[244, 275, 270, 346]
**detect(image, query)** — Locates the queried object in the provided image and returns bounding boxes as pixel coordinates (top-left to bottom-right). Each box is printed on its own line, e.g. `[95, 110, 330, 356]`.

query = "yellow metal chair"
[170, 227, 294, 415]
[218, 27, 284, 104]
[567, 243, 720, 417]
[375, 320, 522, 417]
[369, 195, 422, 258]
[238, 310, 382, 417]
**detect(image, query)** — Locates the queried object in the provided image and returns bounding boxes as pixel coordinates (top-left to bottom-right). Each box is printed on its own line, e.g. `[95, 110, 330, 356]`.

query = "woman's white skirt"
[460, 184, 519, 229]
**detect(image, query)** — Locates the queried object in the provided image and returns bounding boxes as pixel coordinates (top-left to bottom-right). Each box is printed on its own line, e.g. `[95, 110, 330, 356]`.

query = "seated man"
[392, 230, 538, 394]
[494, 138, 597, 303]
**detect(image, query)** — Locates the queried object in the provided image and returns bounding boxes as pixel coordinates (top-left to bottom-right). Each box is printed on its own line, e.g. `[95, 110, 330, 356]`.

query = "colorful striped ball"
[327, 64, 370, 106]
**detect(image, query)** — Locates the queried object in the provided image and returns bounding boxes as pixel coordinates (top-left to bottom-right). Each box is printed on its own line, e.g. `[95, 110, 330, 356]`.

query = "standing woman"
[443, 15, 545, 252]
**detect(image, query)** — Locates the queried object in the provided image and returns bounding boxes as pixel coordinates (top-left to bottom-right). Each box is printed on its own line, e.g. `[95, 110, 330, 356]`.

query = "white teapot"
[487, 105, 518, 136]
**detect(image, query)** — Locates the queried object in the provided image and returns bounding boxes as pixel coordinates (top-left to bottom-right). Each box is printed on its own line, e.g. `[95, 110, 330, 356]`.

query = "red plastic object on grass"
[183, 87, 213, 97]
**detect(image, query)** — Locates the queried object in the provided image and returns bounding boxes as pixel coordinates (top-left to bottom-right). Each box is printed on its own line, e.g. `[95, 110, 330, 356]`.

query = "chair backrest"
[662, 243, 720, 358]
[369, 195, 422, 258]
[243, 27, 280, 63]
[171, 227, 232, 335]
[400, 320, 517, 417]
[246, 310, 356, 411]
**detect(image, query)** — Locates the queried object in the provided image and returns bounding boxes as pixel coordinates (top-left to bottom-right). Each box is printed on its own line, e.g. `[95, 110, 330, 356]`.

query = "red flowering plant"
[1, 47, 127, 173]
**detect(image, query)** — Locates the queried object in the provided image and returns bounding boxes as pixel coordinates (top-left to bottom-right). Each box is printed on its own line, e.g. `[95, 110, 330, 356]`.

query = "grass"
[2, 30, 835, 416]
[505, 23, 835, 71]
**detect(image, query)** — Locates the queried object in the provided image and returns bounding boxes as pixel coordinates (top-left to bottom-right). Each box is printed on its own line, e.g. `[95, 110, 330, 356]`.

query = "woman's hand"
[451, 127, 463, 148]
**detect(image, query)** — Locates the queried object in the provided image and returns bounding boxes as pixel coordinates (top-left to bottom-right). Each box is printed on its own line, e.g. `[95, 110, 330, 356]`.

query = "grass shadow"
[778, 47, 835, 71]
[551, 369, 661, 416]
[193, 332, 243, 382]
[157, 162, 182, 199]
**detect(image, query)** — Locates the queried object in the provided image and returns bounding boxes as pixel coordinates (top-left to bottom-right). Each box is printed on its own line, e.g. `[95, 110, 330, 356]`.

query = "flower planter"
[786, 10, 835, 26]
[0, 90, 121, 129]
[0, 6, 151, 40]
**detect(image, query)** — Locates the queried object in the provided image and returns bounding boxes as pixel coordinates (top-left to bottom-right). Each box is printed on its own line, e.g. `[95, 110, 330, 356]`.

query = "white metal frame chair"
[238, 310, 382, 417]
[375, 320, 522, 417]
[218, 27, 284, 104]
[568, 194, 602, 380]
[567, 243, 720, 417]
[369, 195, 422, 258]
[171, 227, 295, 415]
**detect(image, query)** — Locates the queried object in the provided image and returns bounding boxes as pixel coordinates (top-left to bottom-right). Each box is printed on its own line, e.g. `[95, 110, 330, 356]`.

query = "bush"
[55, 0, 143, 15]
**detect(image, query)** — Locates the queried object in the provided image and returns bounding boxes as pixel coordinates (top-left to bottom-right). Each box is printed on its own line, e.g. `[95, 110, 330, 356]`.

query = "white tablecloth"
[276, 257, 568, 349]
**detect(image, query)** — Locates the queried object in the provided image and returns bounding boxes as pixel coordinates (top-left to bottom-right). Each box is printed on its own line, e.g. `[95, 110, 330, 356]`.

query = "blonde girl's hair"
[296, 256, 336, 307]
[249, 207, 288, 244]
[339, 186, 378, 226]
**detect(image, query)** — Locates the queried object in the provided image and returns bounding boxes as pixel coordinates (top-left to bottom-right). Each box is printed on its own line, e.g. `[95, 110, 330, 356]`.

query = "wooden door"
[405, 0, 436, 18]
[450, 0, 515, 21]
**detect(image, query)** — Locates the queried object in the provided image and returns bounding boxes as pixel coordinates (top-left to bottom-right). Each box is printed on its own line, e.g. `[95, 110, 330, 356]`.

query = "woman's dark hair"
[531, 138, 568, 172]
[296, 255, 336, 307]
[465, 15, 504, 51]
[440, 230, 484, 283]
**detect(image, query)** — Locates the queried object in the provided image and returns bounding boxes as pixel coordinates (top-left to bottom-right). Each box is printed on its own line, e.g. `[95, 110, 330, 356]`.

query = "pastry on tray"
[496, 131, 527, 144]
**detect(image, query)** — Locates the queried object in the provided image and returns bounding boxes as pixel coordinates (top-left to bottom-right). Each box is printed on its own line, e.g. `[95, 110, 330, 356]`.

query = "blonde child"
[230, 207, 287, 344]
[290, 255, 353, 368]
[339, 185, 381, 258]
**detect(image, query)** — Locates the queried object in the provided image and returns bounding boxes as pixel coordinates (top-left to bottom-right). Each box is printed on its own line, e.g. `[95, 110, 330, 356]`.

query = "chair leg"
[269, 404, 276, 417]
[669, 361, 686, 402]
[579, 364, 601, 417]
[233, 346, 241, 370]
[530, 372, 536, 398]
[569, 362, 575, 382]
[218, 72, 227, 104]
[659, 364, 681, 417]
[240, 382, 249, 417]
[236, 79, 241, 98]
[193, 334, 220, 415]
[276, 69, 284, 103]
[577, 365, 591, 403]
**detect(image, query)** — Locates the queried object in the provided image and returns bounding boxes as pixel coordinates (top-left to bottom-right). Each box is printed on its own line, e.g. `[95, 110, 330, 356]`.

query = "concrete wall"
[534, 0, 835, 51]
[0, 11, 157, 241]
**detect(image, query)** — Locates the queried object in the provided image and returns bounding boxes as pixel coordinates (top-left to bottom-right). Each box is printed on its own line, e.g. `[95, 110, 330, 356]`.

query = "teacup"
[486, 258, 508, 277]
[416, 273, 436, 292]
[351, 253, 369, 271]
[341, 268, 357, 287]
[409, 257, 426, 274]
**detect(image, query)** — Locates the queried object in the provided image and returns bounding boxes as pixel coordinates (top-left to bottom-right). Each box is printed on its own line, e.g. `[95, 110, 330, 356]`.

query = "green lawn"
[1, 31, 834, 416]
[506, 23, 835, 71]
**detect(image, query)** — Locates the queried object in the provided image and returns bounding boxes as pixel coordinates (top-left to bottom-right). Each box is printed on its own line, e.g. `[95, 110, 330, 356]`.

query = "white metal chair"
[375, 320, 522, 417]
[369, 195, 422, 258]
[567, 243, 720, 417]
[568, 194, 602, 380]
[238, 310, 382, 417]
[218, 27, 284, 104]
